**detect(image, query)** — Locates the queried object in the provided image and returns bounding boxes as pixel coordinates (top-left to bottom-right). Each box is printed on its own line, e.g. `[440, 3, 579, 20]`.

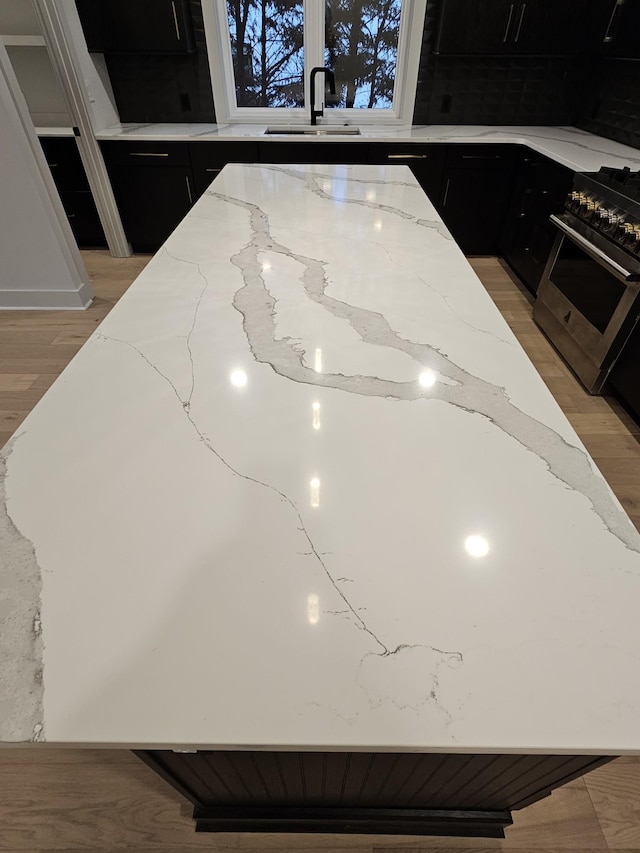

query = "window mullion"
[304, 0, 324, 116]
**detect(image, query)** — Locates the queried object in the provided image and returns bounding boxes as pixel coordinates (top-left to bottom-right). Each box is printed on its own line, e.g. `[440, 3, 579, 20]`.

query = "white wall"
[0, 40, 93, 309]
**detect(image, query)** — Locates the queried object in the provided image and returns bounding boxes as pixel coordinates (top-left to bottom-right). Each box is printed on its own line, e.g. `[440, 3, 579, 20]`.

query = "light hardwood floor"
[1, 251, 640, 852]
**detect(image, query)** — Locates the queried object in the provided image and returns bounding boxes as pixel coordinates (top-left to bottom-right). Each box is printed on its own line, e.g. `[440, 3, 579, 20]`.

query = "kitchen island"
[2, 164, 640, 836]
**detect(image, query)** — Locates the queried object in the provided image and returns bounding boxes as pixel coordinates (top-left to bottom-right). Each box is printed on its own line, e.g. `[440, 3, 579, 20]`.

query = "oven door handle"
[550, 214, 640, 282]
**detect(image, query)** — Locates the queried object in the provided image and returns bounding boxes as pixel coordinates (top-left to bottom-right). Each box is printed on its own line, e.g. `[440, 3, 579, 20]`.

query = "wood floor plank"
[584, 760, 640, 848]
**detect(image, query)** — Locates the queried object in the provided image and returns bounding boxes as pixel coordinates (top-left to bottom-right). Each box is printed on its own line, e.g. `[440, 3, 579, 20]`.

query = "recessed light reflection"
[314, 348, 323, 373]
[307, 594, 320, 625]
[230, 369, 248, 388]
[464, 534, 490, 558]
[366, 190, 376, 202]
[419, 370, 437, 388]
[323, 181, 332, 192]
[312, 401, 321, 430]
[261, 261, 272, 271]
[374, 220, 382, 231]
[310, 477, 320, 507]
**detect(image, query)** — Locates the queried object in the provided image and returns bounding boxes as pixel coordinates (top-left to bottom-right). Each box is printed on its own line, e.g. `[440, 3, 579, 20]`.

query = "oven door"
[533, 214, 640, 393]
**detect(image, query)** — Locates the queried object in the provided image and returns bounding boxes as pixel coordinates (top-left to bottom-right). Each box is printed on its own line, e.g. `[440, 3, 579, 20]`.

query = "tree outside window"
[226, 0, 402, 109]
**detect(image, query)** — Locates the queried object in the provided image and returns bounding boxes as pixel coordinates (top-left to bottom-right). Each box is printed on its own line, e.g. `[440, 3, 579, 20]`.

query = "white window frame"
[201, 0, 426, 125]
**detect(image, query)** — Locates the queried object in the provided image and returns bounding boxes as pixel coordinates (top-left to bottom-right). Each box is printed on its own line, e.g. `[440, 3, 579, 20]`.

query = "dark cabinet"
[189, 142, 259, 199]
[500, 150, 573, 293]
[600, 0, 640, 58]
[101, 142, 194, 252]
[435, 145, 517, 254]
[435, 0, 587, 55]
[258, 141, 370, 164]
[610, 318, 640, 422]
[368, 144, 445, 203]
[40, 137, 106, 248]
[75, 0, 195, 54]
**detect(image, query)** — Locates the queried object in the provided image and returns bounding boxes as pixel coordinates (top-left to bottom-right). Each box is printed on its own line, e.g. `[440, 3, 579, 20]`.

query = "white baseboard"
[0, 280, 94, 310]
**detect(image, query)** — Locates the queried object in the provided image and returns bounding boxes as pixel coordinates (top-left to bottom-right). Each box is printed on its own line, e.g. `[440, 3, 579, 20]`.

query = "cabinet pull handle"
[171, 0, 181, 40]
[48, 162, 59, 167]
[186, 175, 193, 205]
[604, 0, 625, 42]
[443, 177, 450, 207]
[514, 2, 526, 41]
[462, 154, 501, 159]
[67, 213, 76, 219]
[129, 152, 170, 157]
[387, 153, 428, 159]
[205, 168, 221, 172]
[503, 4, 514, 41]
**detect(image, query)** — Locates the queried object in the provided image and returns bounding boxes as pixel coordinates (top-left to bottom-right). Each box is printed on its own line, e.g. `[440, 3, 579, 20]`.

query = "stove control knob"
[567, 191, 583, 212]
[616, 221, 635, 242]
[580, 197, 597, 218]
[625, 226, 640, 250]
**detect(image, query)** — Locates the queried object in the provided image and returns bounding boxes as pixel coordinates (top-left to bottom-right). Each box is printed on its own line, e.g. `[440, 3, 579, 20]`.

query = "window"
[203, 0, 426, 123]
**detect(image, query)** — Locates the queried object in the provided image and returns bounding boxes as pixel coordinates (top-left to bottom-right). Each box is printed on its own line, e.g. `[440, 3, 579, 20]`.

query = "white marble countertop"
[94, 123, 640, 173]
[2, 163, 640, 753]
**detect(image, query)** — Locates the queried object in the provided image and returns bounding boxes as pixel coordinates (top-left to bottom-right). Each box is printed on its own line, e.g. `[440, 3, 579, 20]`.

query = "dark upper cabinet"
[368, 144, 446, 203]
[435, 145, 517, 255]
[101, 142, 194, 252]
[500, 149, 573, 293]
[598, 0, 640, 58]
[435, 0, 517, 55]
[435, 0, 588, 55]
[75, 0, 196, 54]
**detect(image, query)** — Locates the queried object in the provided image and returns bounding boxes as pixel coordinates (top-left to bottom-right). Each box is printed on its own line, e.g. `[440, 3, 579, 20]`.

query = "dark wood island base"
[136, 750, 611, 837]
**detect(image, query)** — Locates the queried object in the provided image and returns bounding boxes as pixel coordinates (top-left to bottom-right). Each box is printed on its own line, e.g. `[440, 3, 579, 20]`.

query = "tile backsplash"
[576, 59, 640, 150]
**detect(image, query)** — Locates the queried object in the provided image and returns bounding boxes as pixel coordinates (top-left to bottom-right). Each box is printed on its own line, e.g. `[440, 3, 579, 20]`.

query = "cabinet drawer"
[368, 143, 447, 166]
[445, 144, 516, 169]
[190, 141, 259, 197]
[101, 141, 190, 167]
[259, 141, 369, 164]
[40, 137, 90, 192]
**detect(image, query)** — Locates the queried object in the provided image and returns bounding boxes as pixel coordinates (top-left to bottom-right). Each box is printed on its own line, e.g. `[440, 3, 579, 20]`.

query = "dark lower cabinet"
[40, 136, 107, 248]
[610, 320, 640, 422]
[101, 141, 194, 252]
[189, 141, 259, 198]
[500, 151, 573, 293]
[436, 145, 517, 255]
[368, 143, 446, 203]
[258, 141, 370, 164]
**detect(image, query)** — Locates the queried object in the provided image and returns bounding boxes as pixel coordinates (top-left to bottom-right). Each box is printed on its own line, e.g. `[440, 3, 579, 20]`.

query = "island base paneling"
[136, 750, 611, 837]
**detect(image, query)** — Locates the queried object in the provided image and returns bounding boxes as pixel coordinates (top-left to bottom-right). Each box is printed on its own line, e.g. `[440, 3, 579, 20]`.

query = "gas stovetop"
[566, 166, 640, 256]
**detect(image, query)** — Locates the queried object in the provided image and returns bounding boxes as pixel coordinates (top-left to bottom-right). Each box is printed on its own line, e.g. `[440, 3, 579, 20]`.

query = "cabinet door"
[189, 142, 259, 198]
[368, 144, 446, 203]
[76, 0, 195, 54]
[608, 0, 640, 58]
[40, 137, 91, 193]
[59, 191, 107, 248]
[501, 152, 572, 292]
[610, 317, 640, 422]
[437, 169, 513, 253]
[435, 0, 516, 54]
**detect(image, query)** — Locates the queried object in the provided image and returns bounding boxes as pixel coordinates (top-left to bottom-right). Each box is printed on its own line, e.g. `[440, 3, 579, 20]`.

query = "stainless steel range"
[534, 166, 640, 393]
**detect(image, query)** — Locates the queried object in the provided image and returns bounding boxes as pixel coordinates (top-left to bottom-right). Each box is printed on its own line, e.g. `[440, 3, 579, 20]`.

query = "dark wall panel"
[105, 0, 215, 123]
[412, 0, 582, 126]
[576, 59, 640, 150]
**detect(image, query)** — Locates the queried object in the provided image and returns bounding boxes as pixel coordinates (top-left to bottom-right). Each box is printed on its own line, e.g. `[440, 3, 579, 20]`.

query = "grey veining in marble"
[0, 439, 45, 743]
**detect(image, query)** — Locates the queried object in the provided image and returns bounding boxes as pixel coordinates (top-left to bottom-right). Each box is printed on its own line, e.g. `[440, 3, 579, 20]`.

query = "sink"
[264, 125, 361, 136]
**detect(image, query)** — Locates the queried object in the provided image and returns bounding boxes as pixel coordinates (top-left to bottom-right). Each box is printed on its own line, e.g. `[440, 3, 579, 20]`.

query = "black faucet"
[310, 67, 335, 125]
